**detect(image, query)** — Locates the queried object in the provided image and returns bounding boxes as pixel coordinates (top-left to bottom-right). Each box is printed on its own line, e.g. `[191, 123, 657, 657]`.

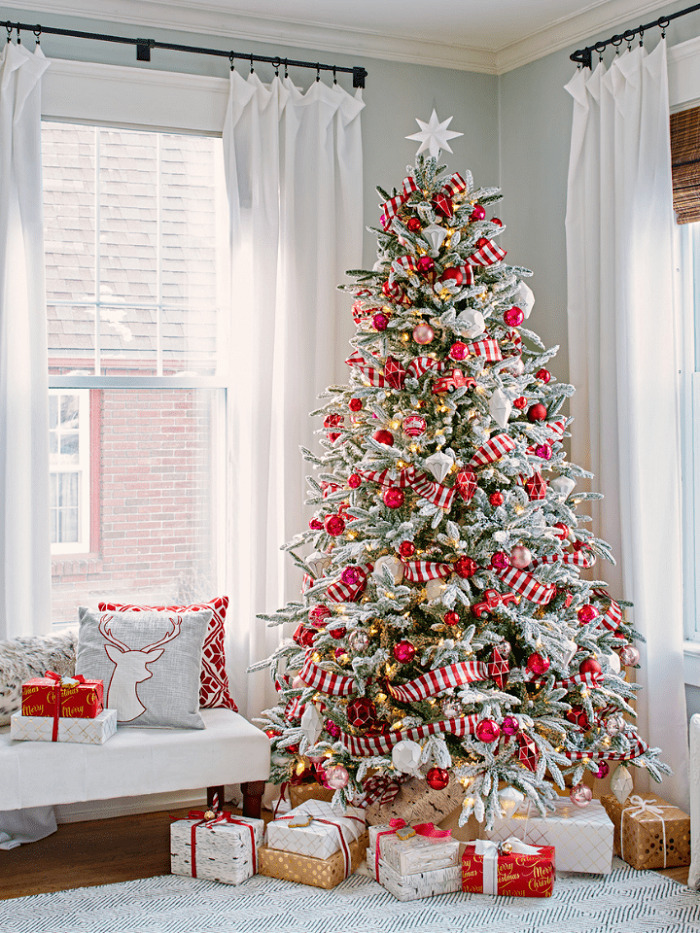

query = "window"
[43, 119, 230, 623]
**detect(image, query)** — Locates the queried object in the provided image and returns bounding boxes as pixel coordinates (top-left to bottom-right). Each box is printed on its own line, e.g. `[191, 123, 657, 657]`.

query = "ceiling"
[2, 0, 674, 73]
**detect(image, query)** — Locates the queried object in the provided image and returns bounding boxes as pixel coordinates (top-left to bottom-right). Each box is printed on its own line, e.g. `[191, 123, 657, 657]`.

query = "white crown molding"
[669, 35, 700, 110]
[0, 0, 688, 75]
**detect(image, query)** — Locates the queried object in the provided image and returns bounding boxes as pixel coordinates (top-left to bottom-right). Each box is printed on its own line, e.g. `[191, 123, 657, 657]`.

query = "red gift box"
[462, 838, 555, 898]
[22, 671, 103, 720]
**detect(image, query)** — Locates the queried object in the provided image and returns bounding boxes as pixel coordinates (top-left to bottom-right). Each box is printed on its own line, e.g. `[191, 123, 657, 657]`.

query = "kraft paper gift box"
[21, 672, 103, 719]
[369, 855, 462, 901]
[600, 792, 690, 870]
[266, 799, 366, 860]
[368, 823, 460, 875]
[288, 782, 336, 809]
[462, 838, 555, 897]
[483, 796, 614, 874]
[10, 708, 117, 745]
[171, 813, 265, 884]
[258, 832, 368, 889]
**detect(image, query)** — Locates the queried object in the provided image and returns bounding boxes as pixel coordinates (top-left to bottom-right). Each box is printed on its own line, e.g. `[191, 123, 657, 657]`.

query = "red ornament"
[432, 193, 453, 218]
[534, 444, 552, 460]
[527, 403, 548, 422]
[536, 368, 551, 383]
[595, 762, 610, 779]
[577, 604, 598, 624]
[265, 728, 280, 738]
[309, 605, 331, 626]
[373, 312, 389, 331]
[403, 414, 427, 437]
[349, 397, 363, 412]
[407, 217, 422, 233]
[490, 551, 510, 571]
[341, 566, 366, 587]
[492, 217, 503, 227]
[384, 487, 405, 509]
[393, 640, 416, 663]
[454, 556, 478, 578]
[373, 429, 395, 446]
[475, 718, 501, 743]
[455, 469, 478, 502]
[516, 733, 538, 771]
[384, 357, 407, 389]
[579, 657, 602, 677]
[489, 491, 504, 507]
[553, 522, 570, 540]
[566, 705, 590, 730]
[398, 540, 416, 558]
[348, 474, 362, 489]
[444, 611, 460, 626]
[426, 767, 450, 790]
[325, 719, 341, 738]
[513, 396, 528, 410]
[324, 414, 342, 428]
[503, 306, 524, 327]
[524, 473, 547, 501]
[328, 626, 347, 640]
[470, 204, 486, 221]
[417, 255, 435, 274]
[449, 342, 469, 361]
[527, 652, 550, 676]
[476, 237, 490, 248]
[324, 514, 346, 536]
[346, 697, 378, 729]
[309, 518, 323, 530]
[501, 716, 519, 736]
[440, 267, 463, 287]
[489, 645, 510, 689]
[293, 624, 316, 648]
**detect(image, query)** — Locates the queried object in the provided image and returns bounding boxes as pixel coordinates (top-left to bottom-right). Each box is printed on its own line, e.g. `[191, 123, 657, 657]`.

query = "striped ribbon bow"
[592, 590, 623, 632]
[441, 172, 467, 199]
[386, 660, 489, 704]
[402, 559, 452, 583]
[325, 563, 372, 603]
[345, 352, 386, 387]
[465, 337, 502, 362]
[406, 356, 446, 380]
[341, 714, 480, 757]
[553, 670, 604, 690]
[380, 175, 418, 230]
[391, 255, 418, 281]
[357, 466, 455, 511]
[468, 434, 517, 470]
[497, 565, 556, 606]
[467, 238, 506, 267]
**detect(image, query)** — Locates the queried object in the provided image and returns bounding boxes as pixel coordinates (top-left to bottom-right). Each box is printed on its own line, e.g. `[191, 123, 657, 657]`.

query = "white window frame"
[49, 388, 91, 554]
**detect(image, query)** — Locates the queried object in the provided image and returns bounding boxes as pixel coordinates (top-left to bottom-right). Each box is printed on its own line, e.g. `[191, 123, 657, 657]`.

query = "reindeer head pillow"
[76, 607, 211, 729]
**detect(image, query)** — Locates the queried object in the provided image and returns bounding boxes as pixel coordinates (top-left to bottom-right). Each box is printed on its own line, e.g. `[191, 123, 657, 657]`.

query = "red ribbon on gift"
[374, 818, 452, 881]
[185, 809, 258, 879]
[44, 670, 86, 742]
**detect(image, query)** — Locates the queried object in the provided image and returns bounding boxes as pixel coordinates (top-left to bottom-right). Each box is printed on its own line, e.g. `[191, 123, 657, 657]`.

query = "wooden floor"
[0, 808, 689, 901]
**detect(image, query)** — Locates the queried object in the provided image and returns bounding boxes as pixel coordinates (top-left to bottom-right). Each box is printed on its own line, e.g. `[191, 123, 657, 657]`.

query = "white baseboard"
[54, 785, 242, 824]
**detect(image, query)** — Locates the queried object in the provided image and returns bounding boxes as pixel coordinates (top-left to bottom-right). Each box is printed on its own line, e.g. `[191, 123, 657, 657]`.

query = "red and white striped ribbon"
[402, 560, 453, 583]
[406, 356, 446, 380]
[325, 563, 372, 604]
[564, 736, 648, 763]
[554, 671, 603, 690]
[506, 329, 523, 355]
[302, 573, 314, 593]
[592, 590, 623, 632]
[529, 551, 596, 570]
[341, 714, 480, 757]
[468, 434, 517, 470]
[392, 255, 418, 279]
[355, 774, 406, 808]
[465, 337, 502, 362]
[380, 175, 418, 230]
[285, 697, 306, 720]
[497, 565, 556, 605]
[442, 172, 467, 199]
[357, 466, 455, 511]
[345, 353, 386, 387]
[527, 418, 567, 454]
[299, 655, 356, 697]
[387, 660, 488, 704]
[467, 239, 507, 266]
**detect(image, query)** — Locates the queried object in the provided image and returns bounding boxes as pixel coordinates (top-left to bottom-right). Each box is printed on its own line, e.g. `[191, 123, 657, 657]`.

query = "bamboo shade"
[671, 106, 700, 225]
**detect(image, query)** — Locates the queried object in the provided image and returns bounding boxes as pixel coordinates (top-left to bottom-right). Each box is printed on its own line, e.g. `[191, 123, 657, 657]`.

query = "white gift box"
[483, 797, 614, 874]
[171, 814, 265, 885]
[368, 851, 462, 901]
[10, 709, 117, 745]
[368, 824, 460, 875]
[266, 799, 366, 860]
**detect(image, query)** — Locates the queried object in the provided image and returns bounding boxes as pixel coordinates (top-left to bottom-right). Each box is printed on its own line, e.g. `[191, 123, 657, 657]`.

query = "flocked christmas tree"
[255, 111, 669, 828]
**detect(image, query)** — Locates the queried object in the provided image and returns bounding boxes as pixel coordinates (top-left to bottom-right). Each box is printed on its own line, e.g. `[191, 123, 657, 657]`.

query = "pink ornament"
[334, 646, 347, 660]
[393, 640, 416, 663]
[384, 487, 405, 509]
[490, 551, 510, 571]
[340, 566, 365, 587]
[348, 474, 362, 489]
[504, 306, 525, 327]
[325, 719, 341, 738]
[510, 545, 533, 569]
[417, 255, 435, 274]
[413, 323, 435, 345]
[325, 765, 349, 789]
[403, 414, 427, 437]
[501, 716, 519, 736]
[449, 342, 469, 361]
[569, 783, 593, 808]
[527, 652, 550, 676]
[470, 204, 486, 221]
[620, 645, 640, 667]
[324, 514, 346, 536]
[535, 444, 552, 460]
[595, 762, 610, 780]
[475, 718, 501, 743]
[577, 604, 598, 624]
[372, 312, 389, 331]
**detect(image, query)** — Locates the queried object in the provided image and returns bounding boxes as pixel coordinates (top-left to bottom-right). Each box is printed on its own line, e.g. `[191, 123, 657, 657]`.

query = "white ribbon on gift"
[620, 795, 670, 869]
[471, 837, 543, 895]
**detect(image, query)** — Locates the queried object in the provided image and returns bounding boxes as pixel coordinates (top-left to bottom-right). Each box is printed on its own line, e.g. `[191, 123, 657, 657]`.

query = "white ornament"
[489, 388, 512, 429]
[426, 578, 447, 601]
[307, 551, 332, 578]
[372, 555, 404, 584]
[610, 764, 634, 804]
[505, 356, 525, 376]
[424, 450, 454, 482]
[300, 704, 323, 745]
[498, 786, 525, 815]
[422, 223, 448, 252]
[391, 739, 422, 774]
[406, 109, 463, 159]
[562, 638, 577, 665]
[551, 476, 576, 499]
[456, 308, 485, 339]
[348, 630, 370, 653]
[514, 281, 535, 319]
[607, 652, 622, 675]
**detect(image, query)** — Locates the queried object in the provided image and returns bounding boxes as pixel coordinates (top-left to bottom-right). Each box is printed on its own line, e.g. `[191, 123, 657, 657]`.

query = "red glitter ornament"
[454, 556, 478, 578]
[577, 604, 598, 624]
[393, 640, 416, 663]
[373, 312, 389, 331]
[325, 719, 341, 738]
[475, 718, 501, 743]
[503, 306, 524, 327]
[566, 705, 590, 730]
[349, 397, 363, 412]
[579, 657, 602, 677]
[489, 491, 504, 507]
[536, 368, 551, 383]
[417, 255, 435, 274]
[328, 626, 347, 640]
[527, 652, 550, 676]
[348, 473, 362, 489]
[293, 624, 316, 648]
[490, 551, 510, 571]
[517, 733, 538, 771]
[470, 204, 486, 221]
[595, 762, 610, 779]
[476, 237, 490, 248]
[440, 267, 463, 287]
[384, 487, 405, 509]
[309, 605, 331, 626]
[398, 540, 416, 558]
[535, 444, 552, 460]
[492, 217, 503, 226]
[341, 566, 366, 587]
[407, 217, 422, 233]
[373, 429, 395, 446]
[513, 396, 528, 410]
[324, 514, 346, 536]
[346, 697, 377, 729]
[528, 403, 547, 422]
[444, 611, 460, 626]
[501, 716, 519, 736]
[449, 342, 469, 361]
[426, 767, 450, 790]
[265, 728, 280, 738]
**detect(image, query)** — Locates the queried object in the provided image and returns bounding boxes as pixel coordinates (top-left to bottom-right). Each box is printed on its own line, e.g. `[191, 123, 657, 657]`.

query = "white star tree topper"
[406, 109, 463, 158]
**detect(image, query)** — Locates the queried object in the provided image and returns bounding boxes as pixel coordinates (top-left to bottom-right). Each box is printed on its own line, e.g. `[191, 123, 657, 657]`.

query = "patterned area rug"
[1, 859, 698, 933]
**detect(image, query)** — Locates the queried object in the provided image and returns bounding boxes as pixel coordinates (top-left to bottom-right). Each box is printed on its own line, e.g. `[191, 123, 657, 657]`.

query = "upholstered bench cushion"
[0, 709, 269, 811]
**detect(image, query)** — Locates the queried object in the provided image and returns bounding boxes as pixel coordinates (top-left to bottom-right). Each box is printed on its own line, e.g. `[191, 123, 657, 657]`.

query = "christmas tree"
[256, 112, 669, 828]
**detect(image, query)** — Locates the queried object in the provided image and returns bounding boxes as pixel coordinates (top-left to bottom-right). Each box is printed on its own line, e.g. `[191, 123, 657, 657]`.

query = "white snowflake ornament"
[489, 388, 512, 429]
[425, 450, 454, 482]
[406, 110, 463, 159]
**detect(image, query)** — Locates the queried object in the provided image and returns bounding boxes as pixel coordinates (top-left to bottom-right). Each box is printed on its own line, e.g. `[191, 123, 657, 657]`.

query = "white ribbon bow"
[621, 795, 669, 868]
[472, 837, 542, 895]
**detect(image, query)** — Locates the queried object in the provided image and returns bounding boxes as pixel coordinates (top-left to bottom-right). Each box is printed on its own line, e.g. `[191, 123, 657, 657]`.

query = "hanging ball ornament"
[470, 204, 486, 221]
[444, 611, 461, 626]
[595, 762, 610, 780]
[372, 312, 389, 331]
[346, 697, 377, 729]
[449, 342, 469, 361]
[348, 630, 370, 653]
[440, 267, 463, 288]
[349, 397, 363, 412]
[527, 652, 550, 676]
[393, 640, 416, 663]
[341, 566, 365, 587]
[413, 323, 435, 345]
[325, 719, 341, 738]
[620, 645, 640, 667]
[501, 716, 520, 736]
[475, 718, 501, 743]
[325, 765, 350, 790]
[489, 491, 504, 507]
[373, 429, 395, 446]
[513, 396, 528, 410]
[454, 556, 478, 578]
[503, 306, 525, 327]
[398, 540, 416, 558]
[417, 255, 435, 274]
[426, 767, 450, 790]
[309, 604, 331, 627]
[490, 551, 510, 571]
[606, 714, 626, 737]
[384, 487, 405, 509]
[579, 657, 602, 677]
[577, 604, 599, 624]
[403, 414, 427, 437]
[348, 473, 362, 489]
[536, 368, 552, 383]
[492, 217, 503, 226]
[553, 522, 570, 541]
[570, 783, 593, 808]
[407, 216, 422, 233]
[510, 545, 533, 569]
[391, 739, 422, 773]
[535, 444, 552, 460]
[528, 403, 548, 422]
[324, 514, 346, 537]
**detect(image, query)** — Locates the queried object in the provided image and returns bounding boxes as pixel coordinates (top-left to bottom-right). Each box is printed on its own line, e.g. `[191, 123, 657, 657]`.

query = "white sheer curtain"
[0, 44, 51, 641]
[222, 72, 364, 718]
[565, 40, 689, 809]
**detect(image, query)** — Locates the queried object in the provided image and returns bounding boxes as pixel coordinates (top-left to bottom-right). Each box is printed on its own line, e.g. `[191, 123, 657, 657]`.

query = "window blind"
[671, 105, 700, 224]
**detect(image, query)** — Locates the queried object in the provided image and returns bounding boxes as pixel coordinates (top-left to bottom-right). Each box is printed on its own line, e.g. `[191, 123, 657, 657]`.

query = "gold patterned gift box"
[257, 832, 369, 889]
[600, 792, 690, 870]
[10, 708, 117, 745]
[288, 783, 335, 809]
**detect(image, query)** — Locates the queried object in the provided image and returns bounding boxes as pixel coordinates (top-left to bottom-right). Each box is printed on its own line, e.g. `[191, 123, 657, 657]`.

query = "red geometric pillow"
[97, 596, 237, 711]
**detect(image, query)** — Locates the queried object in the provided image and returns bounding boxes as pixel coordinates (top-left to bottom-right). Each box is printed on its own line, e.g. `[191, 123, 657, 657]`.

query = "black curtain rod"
[1, 18, 368, 88]
[571, 1, 700, 68]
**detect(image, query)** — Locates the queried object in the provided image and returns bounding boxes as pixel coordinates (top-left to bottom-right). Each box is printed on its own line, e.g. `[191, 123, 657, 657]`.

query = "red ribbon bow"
[374, 819, 452, 880]
[44, 670, 86, 741]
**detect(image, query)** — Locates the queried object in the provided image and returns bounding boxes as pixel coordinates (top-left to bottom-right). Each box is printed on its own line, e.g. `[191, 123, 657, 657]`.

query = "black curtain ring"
[594, 40, 606, 62]
[250, 53, 254, 74]
[33, 26, 41, 46]
[272, 56, 280, 77]
[333, 66, 337, 84]
[229, 51, 235, 71]
[316, 62, 320, 82]
[611, 35, 623, 55]
[623, 29, 635, 52]
[284, 58, 289, 79]
[658, 16, 669, 38]
[6, 24, 12, 44]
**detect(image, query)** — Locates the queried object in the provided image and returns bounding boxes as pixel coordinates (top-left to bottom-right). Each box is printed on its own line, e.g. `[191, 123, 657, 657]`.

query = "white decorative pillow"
[76, 607, 211, 729]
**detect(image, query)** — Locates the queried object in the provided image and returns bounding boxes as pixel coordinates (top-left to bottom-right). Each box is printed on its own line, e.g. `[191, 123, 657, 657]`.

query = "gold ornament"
[204, 809, 216, 821]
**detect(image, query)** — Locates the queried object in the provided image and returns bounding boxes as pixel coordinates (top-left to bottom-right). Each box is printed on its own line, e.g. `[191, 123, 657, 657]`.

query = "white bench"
[0, 708, 270, 817]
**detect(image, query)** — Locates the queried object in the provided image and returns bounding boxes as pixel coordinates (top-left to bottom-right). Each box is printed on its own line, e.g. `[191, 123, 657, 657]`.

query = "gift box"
[289, 782, 335, 809]
[462, 838, 555, 897]
[11, 708, 117, 745]
[266, 799, 366, 860]
[364, 775, 464, 827]
[21, 672, 103, 719]
[257, 832, 368, 889]
[483, 797, 614, 874]
[170, 811, 265, 884]
[600, 792, 690, 870]
[370, 855, 462, 901]
[368, 822, 460, 875]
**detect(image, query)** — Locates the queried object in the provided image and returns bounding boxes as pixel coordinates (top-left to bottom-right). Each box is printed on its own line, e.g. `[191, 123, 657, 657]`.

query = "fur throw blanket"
[0, 632, 77, 727]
